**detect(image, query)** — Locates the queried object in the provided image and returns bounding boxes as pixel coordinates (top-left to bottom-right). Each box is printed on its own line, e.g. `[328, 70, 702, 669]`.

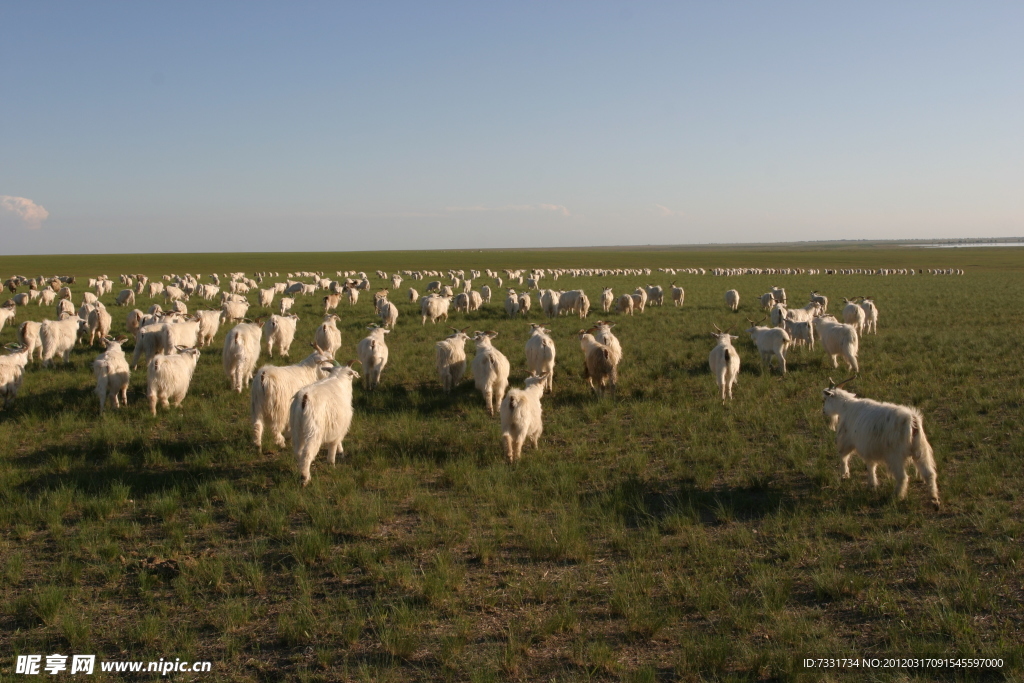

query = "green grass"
[1, 245, 1022, 681]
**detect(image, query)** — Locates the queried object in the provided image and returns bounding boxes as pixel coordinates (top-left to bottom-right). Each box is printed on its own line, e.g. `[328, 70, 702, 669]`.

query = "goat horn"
[713, 323, 723, 333]
[347, 359, 361, 367]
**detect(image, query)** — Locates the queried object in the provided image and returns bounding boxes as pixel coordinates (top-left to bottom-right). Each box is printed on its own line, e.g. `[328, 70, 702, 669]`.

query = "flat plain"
[1, 245, 1022, 682]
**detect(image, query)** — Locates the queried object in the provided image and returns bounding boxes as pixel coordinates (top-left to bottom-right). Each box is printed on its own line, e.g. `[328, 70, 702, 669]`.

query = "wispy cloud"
[445, 204, 571, 217]
[654, 204, 681, 218]
[0, 195, 49, 230]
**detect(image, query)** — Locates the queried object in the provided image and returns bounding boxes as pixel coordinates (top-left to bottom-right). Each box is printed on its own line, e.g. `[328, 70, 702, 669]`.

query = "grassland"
[1, 246, 1022, 682]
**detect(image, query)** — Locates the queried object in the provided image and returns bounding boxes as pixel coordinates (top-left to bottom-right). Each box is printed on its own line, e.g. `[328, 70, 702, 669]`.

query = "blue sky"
[1, 2, 1021, 254]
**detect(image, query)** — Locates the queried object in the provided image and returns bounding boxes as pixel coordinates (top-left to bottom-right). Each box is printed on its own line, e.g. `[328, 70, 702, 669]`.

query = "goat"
[251, 350, 334, 452]
[822, 376, 939, 507]
[813, 315, 860, 373]
[223, 321, 263, 393]
[356, 325, 390, 390]
[290, 361, 361, 486]
[93, 337, 130, 411]
[436, 328, 470, 393]
[500, 374, 548, 462]
[708, 325, 740, 401]
[745, 317, 791, 375]
[524, 324, 556, 392]
[471, 331, 510, 416]
[147, 347, 200, 415]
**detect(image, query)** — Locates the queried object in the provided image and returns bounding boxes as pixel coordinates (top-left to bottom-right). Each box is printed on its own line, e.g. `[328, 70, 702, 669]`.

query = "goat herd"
[0, 265, 955, 507]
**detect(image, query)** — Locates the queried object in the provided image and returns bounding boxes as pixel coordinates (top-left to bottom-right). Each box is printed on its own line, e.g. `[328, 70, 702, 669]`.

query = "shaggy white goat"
[671, 282, 685, 307]
[93, 337, 130, 411]
[436, 328, 470, 393]
[504, 290, 520, 318]
[0, 344, 30, 408]
[601, 287, 615, 313]
[524, 324, 556, 392]
[221, 300, 250, 325]
[147, 347, 200, 415]
[471, 331, 510, 416]
[724, 289, 740, 312]
[842, 298, 867, 335]
[223, 321, 263, 393]
[41, 316, 86, 367]
[290, 362, 361, 486]
[313, 314, 342, 358]
[263, 314, 299, 358]
[251, 350, 333, 452]
[616, 293, 634, 316]
[859, 297, 879, 335]
[194, 309, 223, 348]
[279, 297, 295, 314]
[500, 374, 548, 462]
[356, 325, 390, 390]
[18, 321, 43, 362]
[420, 294, 451, 325]
[822, 377, 939, 507]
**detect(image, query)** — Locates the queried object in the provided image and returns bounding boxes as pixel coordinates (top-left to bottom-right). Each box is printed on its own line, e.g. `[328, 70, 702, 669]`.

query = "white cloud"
[445, 204, 571, 217]
[654, 204, 681, 218]
[0, 196, 49, 230]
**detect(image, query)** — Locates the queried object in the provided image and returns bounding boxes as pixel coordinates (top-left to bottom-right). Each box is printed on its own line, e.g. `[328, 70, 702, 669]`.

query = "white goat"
[725, 289, 740, 312]
[147, 347, 200, 415]
[251, 350, 333, 452]
[290, 362, 361, 486]
[524, 324, 556, 392]
[18, 321, 43, 362]
[577, 328, 618, 398]
[671, 282, 685, 307]
[356, 325, 390, 390]
[263, 314, 299, 358]
[822, 377, 939, 507]
[195, 309, 223, 348]
[471, 331, 510, 416]
[41, 316, 86, 367]
[93, 337, 130, 411]
[0, 344, 30, 408]
[592, 321, 623, 367]
[314, 314, 342, 358]
[279, 297, 295, 314]
[436, 328, 470, 393]
[745, 317, 791, 375]
[500, 374, 548, 462]
[813, 315, 860, 373]
[379, 297, 399, 329]
[708, 326, 740, 401]
[859, 297, 879, 335]
[504, 290, 520, 318]
[601, 287, 614, 313]
[842, 298, 867, 335]
[420, 294, 451, 325]
[223, 321, 263, 393]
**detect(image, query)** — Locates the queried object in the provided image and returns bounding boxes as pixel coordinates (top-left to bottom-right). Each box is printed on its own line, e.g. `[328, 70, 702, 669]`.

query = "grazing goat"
[577, 328, 617, 398]
[147, 347, 200, 415]
[810, 291, 828, 313]
[251, 350, 333, 452]
[436, 328, 470, 393]
[279, 297, 295, 314]
[221, 300, 250, 324]
[290, 361, 361, 486]
[725, 289, 740, 312]
[745, 317, 791, 375]
[263, 314, 299, 358]
[223, 322, 263, 393]
[524, 324, 556, 392]
[708, 325, 740, 401]
[500, 374, 548, 462]
[378, 297, 399, 329]
[592, 321, 623, 367]
[471, 331, 510, 416]
[314, 314, 342, 358]
[813, 315, 860, 373]
[408, 287, 420, 303]
[782, 318, 815, 350]
[356, 325, 390, 390]
[93, 337, 130, 411]
[822, 376, 939, 507]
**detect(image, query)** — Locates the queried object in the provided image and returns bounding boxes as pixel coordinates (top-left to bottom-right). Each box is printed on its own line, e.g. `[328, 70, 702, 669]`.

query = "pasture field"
[1, 246, 1022, 682]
